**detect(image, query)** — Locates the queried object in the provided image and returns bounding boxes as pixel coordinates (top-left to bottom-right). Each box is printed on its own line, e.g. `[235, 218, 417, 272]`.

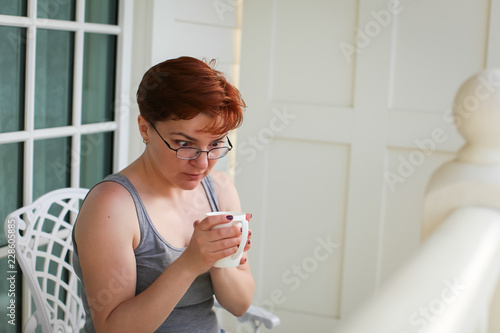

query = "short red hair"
[136, 57, 246, 135]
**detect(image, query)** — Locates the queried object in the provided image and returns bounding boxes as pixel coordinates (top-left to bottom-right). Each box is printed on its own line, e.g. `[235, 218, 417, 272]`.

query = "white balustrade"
[423, 68, 500, 333]
[337, 69, 500, 333]
[337, 206, 500, 333]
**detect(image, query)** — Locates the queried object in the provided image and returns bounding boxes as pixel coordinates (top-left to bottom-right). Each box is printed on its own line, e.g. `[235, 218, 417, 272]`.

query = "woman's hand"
[209, 212, 254, 316]
[182, 214, 244, 274]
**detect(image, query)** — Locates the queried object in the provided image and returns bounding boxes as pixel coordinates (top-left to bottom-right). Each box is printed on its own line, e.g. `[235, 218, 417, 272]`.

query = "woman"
[72, 56, 254, 333]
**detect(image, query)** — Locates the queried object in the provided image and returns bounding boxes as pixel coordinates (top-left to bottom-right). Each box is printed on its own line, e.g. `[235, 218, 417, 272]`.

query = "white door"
[234, 0, 496, 331]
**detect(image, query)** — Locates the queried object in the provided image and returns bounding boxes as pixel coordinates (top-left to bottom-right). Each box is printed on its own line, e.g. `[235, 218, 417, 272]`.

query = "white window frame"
[0, 0, 133, 327]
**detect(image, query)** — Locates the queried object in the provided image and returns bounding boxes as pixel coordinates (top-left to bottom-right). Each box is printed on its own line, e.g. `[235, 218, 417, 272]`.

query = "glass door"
[0, 0, 131, 331]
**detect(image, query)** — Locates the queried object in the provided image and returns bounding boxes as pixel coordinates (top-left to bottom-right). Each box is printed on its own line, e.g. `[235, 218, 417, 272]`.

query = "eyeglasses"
[150, 123, 233, 160]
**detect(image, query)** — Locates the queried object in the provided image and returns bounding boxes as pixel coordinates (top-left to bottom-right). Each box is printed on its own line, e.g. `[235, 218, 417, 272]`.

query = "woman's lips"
[184, 173, 203, 180]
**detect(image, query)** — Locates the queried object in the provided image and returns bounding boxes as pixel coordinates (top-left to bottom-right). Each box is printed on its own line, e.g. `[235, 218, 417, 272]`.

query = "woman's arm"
[210, 255, 255, 316]
[75, 181, 242, 332]
[209, 171, 256, 316]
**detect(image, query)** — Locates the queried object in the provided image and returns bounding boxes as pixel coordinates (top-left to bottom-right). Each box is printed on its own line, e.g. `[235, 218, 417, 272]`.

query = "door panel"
[259, 139, 347, 317]
[271, 0, 357, 106]
[391, 0, 489, 111]
[235, 0, 493, 331]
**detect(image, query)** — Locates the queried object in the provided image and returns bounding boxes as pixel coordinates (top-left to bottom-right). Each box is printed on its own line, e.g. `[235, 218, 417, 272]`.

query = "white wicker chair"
[5, 187, 279, 333]
[4, 188, 88, 333]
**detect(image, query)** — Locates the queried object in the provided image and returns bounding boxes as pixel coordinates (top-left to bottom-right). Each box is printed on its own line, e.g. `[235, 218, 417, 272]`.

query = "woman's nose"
[191, 151, 210, 168]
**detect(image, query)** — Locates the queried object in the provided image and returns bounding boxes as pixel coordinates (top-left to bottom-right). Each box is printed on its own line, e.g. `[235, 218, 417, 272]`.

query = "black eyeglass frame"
[150, 122, 233, 160]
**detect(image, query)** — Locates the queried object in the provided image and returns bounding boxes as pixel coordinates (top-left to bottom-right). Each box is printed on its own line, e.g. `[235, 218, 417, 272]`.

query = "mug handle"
[231, 219, 249, 260]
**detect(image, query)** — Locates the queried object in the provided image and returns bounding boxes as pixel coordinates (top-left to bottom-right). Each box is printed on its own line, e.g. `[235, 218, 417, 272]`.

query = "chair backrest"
[4, 188, 89, 333]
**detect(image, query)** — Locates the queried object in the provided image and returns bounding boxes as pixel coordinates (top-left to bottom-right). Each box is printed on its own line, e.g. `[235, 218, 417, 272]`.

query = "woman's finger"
[239, 255, 248, 265]
[198, 214, 235, 231]
[242, 237, 251, 252]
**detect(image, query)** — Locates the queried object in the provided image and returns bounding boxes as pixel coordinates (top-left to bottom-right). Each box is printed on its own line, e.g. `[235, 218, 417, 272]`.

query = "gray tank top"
[72, 173, 220, 332]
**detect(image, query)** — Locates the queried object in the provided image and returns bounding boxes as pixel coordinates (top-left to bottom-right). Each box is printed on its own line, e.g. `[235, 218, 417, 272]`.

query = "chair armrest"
[24, 311, 39, 333]
[214, 299, 280, 330]
[236, 304, 280, 329]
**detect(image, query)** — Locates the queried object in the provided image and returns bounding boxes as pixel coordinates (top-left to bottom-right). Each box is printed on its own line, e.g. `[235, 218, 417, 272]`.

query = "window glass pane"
[0, 26, 25, 133]
[0, 143, 23, 246]
[35, 29, 74, 129]
[0, 0, 27, 16]
[82, 33, 116, 124]
[85, 0, 118, 25]
[37, 0, 76, 21]
[0, 257, 22, 333]
[33, 137, 71, 200]
[80, 132, 113, 188]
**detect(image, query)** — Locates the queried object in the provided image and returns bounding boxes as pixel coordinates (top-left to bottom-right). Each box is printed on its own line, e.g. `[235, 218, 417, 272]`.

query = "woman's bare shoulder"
[83, 180, 134, 212]
[208, 170, 241, 212]
[75, 179, 139, 244]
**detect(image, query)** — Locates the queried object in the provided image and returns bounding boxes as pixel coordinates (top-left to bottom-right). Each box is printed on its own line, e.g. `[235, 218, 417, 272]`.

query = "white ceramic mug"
[206, 211, 248, 268]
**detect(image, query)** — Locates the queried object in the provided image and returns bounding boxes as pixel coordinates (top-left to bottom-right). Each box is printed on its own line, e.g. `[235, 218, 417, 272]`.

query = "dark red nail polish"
[226, 215, 233, 220]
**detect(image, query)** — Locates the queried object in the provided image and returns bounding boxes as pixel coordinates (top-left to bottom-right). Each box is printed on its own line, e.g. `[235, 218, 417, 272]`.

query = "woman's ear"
[138, 115, 150, 144]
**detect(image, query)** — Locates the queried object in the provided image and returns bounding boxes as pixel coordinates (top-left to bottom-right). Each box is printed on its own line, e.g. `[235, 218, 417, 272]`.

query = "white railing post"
[422, 69, 500, 333]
